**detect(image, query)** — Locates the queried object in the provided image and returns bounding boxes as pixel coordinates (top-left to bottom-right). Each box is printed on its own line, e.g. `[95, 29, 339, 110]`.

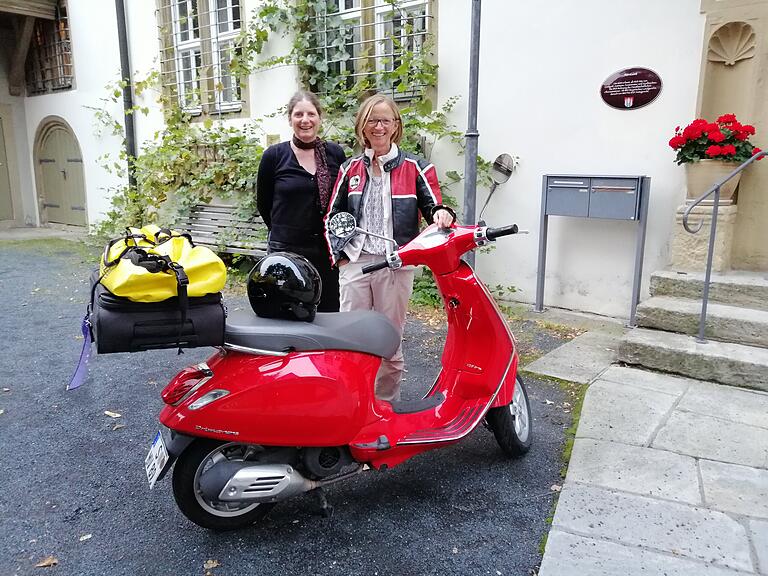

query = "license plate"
[145, 431, 169, 489]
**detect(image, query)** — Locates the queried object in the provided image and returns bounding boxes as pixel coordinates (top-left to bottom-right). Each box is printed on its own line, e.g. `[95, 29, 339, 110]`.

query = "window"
[25, 2, 74, 95]
[311, 0, 432, 99]
[157, 0, 243, 115]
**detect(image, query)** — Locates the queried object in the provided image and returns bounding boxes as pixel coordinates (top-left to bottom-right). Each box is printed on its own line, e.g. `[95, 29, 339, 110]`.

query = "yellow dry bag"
[99, 225, 226, 302]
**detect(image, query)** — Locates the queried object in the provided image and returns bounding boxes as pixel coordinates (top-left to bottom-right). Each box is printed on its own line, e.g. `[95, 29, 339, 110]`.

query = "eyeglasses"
[366, 118, 397, 127]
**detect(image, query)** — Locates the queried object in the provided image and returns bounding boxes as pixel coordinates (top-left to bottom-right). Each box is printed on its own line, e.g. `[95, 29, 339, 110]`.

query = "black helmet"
[247, 252, 322, 322]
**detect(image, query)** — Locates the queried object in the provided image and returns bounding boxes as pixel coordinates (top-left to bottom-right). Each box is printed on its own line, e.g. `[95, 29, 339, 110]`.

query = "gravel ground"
[0, 239, 576, 576]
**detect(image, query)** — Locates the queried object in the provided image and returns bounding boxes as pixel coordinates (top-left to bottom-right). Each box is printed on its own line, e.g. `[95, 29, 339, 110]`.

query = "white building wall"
[435, 0, 706, 318]
[21, 0, 126, 225]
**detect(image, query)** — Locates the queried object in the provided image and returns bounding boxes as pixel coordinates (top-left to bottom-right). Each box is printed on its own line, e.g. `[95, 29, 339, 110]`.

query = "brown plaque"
[600, 67, 662, 110]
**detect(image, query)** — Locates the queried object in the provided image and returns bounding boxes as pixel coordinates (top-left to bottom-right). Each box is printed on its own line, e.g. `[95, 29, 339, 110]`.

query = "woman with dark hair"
[257, 91, 346, 311]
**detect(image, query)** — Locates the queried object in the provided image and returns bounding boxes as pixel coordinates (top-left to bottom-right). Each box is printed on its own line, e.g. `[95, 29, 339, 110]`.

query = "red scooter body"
[151, 221, 530, 530]
[159, 224, 518, 470]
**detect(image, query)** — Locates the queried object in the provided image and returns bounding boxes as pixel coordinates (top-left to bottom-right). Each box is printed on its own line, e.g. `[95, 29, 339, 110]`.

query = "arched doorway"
[35, 118, 86, 226]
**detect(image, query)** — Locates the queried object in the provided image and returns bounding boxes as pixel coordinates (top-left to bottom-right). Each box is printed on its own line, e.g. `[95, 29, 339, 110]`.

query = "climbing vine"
[93, 0, 491, 241]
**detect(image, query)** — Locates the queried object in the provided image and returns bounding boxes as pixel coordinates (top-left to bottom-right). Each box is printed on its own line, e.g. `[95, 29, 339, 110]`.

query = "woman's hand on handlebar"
[433, 208, 455, 229]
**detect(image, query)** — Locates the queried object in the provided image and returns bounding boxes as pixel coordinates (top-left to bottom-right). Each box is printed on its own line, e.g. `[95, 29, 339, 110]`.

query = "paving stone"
[524, 331, 619, 384]
[699, 460, 768, 520]
[750, 519, 768, 575]
[568, 438, 700, 504]
[551, 483, 753, 571]
[539, 530, 750, 576]
[599, 365, 693, 396]
[575, 380, 678, 446]
[653, 411, 768, 468]
[678, 382, 768, 430]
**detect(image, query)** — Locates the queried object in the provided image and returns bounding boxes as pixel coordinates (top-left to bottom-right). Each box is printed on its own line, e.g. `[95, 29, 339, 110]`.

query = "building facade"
[1, 0, 764, 318]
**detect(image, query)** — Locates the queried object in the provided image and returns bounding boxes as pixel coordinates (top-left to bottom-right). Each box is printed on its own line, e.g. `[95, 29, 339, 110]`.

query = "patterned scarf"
[292, 135, 330, 212]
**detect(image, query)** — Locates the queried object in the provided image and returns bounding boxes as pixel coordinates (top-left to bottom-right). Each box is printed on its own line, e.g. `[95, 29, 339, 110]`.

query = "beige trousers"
[339, 253, 415, 401]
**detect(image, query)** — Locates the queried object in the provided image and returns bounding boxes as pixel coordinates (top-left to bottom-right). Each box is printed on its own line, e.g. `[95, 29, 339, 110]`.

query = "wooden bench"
[177, 203, 269, 257]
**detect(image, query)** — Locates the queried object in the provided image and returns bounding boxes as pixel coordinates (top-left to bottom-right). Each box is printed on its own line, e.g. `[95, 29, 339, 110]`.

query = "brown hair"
[287, 90, 323, 118]
[354, 94, 402, 148]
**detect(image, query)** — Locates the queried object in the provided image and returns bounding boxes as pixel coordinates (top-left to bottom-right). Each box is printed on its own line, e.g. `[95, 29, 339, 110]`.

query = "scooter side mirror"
[328, 212, 357, 239]
[479, 152, 519, 221]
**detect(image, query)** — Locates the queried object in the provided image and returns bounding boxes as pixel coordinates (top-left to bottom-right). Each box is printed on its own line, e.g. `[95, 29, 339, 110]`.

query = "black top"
[256, 140, 346, 248]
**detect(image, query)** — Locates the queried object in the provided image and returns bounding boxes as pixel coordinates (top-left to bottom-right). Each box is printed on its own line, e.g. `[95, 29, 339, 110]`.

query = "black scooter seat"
[225, 309, 400, 358]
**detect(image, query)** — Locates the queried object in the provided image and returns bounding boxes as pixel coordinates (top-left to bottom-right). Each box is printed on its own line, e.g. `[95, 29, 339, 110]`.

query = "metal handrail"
[681, 151, 766, 342]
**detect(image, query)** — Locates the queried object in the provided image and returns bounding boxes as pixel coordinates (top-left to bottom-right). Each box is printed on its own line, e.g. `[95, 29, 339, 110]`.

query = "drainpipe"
[462, 0, 481, 267]
[115, 0, 137, 188]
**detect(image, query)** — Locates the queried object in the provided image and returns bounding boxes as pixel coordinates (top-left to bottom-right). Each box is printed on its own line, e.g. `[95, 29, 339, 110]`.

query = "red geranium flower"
[717, 113, 737, 124]
[668, 135, 686, 149]
[670, 114, 761, 165]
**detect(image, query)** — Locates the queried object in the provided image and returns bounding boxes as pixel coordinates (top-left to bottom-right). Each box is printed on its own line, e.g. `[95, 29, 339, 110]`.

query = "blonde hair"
[354, 94, 402, 148]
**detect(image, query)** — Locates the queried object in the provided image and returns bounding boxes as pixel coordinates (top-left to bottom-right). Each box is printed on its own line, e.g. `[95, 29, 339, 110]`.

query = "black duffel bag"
[89, 276, 225, 354]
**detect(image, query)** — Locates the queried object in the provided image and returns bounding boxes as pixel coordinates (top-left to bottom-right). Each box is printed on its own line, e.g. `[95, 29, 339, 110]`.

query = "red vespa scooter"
[144, 214, 532, 530]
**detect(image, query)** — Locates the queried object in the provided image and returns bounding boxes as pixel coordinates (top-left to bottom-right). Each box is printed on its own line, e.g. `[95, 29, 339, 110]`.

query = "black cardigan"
[256, 140, 346, 250]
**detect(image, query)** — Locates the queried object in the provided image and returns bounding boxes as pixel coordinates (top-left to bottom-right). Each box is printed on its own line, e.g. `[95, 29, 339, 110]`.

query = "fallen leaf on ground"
[112, 423, 125, 431]
[2, 388, 9, 392]
[79, 534, 92, 542]
[550, 484, 562, 492]
[35, 556, 58, 568]
[104, 410, 121, 418]
[544, 399, 554, 405]
[204, 559, 220, 569]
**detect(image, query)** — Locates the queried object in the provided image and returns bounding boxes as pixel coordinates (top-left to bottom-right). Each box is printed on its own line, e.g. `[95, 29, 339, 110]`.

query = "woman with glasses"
[325, 94, 456, 401]
[257, 91, 347, 311]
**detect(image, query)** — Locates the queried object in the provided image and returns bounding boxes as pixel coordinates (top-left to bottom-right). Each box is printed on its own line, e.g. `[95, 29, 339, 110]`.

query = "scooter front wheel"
[486, 375, 532, 458]
[172, 439, 274, 531]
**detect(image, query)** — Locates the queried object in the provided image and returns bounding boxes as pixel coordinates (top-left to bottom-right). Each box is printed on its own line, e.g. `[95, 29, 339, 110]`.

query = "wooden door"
[39, 125, 86, 226]
[0, 116, 12, 220]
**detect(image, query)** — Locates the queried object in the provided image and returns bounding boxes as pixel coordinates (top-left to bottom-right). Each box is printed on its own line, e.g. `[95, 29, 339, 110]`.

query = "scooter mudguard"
[159, 347, 381, 446]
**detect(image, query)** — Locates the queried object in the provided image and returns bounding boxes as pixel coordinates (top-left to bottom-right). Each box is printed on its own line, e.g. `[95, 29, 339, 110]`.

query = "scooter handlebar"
[361, 260, 389, 274]
[485, 224, 519, 241]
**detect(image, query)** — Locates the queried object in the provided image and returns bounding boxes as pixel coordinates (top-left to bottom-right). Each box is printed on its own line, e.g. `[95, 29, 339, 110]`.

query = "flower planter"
[685, 160, 741, 205]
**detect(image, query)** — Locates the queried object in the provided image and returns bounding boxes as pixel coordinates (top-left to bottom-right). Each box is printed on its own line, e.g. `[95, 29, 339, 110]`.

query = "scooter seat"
[224, 309, 401, 358]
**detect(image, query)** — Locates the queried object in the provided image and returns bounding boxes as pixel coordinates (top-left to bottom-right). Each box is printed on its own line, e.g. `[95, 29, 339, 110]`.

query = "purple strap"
[67, 314, 92, 390]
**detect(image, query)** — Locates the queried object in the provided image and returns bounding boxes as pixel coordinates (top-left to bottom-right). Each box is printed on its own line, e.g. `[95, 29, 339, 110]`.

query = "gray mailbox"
[535, 174, 651, 326]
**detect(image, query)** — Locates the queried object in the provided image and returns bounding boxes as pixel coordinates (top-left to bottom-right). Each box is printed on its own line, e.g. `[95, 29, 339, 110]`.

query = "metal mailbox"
[536, 174, 651, 326]
[545, 177, 590, 217]
[545, 175, 642, 220]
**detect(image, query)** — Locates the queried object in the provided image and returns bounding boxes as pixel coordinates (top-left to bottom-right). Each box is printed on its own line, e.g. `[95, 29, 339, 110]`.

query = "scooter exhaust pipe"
[201, 463, 319, 503]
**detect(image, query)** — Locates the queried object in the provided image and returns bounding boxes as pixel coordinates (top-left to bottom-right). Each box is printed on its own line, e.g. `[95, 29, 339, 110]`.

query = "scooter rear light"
[161, 363, 213, 406]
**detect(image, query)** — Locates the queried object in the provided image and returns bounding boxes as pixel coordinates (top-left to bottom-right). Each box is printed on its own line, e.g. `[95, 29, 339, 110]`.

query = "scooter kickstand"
[311, 487, 334, 518]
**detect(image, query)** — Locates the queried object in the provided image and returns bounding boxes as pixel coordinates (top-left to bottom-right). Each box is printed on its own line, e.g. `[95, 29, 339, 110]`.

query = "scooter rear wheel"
[172, 439, 274, 531]
[486, 375, 532, 458]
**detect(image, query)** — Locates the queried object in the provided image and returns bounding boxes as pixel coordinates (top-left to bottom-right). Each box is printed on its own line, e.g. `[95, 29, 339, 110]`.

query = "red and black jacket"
[324, 148, 447, 264]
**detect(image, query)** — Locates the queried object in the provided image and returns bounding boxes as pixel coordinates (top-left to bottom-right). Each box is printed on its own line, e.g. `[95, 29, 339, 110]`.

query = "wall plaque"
[600, 67, 662, 110]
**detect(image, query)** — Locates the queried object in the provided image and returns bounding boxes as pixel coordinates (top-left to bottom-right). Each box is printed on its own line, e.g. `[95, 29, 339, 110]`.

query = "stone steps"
[618, 328, 768, 391]
[651, 269, 768, 311]
[636, 295, 768, 348]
